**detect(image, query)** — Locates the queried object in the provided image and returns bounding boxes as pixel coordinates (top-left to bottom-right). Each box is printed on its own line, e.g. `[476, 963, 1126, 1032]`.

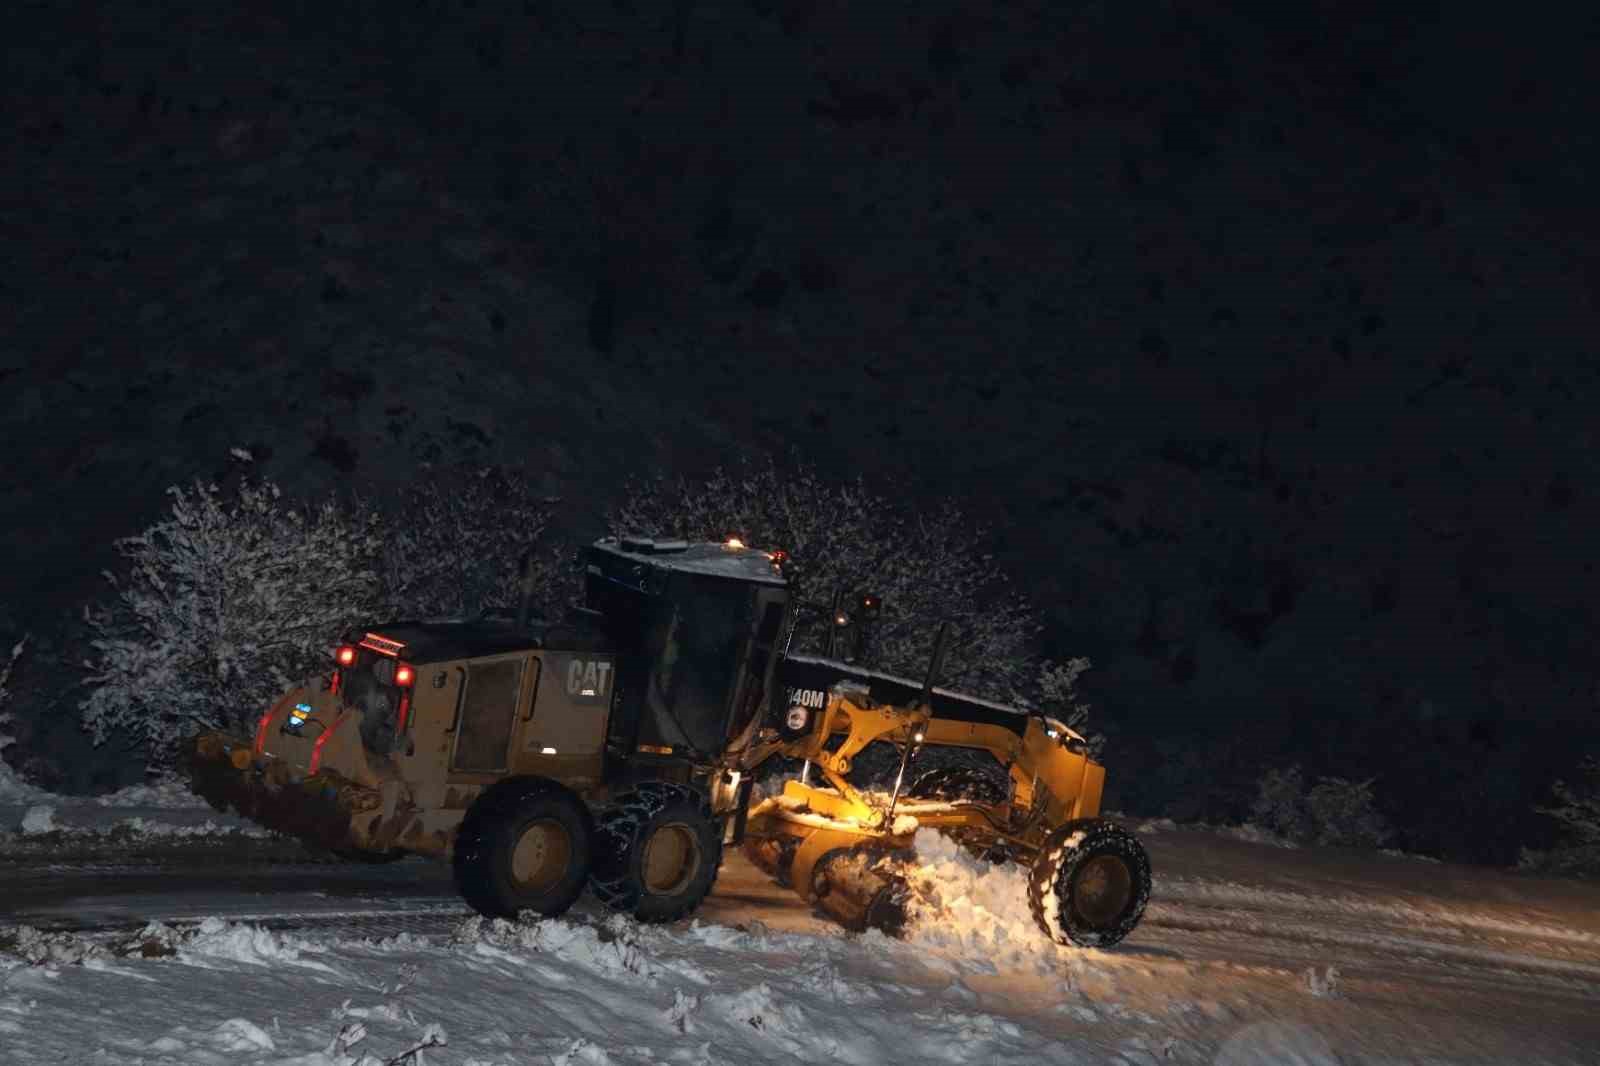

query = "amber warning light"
[395, 664, 414, 687]
[335, 646, 356, 667]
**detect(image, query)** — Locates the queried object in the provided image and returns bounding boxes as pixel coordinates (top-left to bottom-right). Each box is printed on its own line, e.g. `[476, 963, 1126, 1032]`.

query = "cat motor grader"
[183, 536, 1150, 946]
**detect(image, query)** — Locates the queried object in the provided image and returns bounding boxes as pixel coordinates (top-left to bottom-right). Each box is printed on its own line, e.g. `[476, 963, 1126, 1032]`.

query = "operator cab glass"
[582, 539, 790, 763]
[343, 650, 403, 752]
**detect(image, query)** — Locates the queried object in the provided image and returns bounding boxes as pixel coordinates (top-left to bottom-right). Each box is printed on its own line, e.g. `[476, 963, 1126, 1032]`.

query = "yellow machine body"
[741, 686, 1104, 904]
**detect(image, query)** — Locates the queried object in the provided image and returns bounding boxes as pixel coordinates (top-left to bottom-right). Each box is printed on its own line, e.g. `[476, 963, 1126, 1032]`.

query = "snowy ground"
[3, 783, 1600, 1064]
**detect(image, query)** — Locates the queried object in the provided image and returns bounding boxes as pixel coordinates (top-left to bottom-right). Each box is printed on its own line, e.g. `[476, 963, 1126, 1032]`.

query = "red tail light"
[396, 693, 412, 734]
[254, 708, 274, 754]
[335, 646, 356, 667]
[254, 692, 294, 754]
[394, 663, 414, 687]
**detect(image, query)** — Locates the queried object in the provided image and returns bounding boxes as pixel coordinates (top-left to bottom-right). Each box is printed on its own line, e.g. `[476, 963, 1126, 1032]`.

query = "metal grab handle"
[522, 658, 543, 722]
[446, 666, 467, 733]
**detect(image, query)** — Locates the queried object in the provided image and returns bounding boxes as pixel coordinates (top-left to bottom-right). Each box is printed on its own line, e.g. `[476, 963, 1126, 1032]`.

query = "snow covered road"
[4, 816, 1600, 1063]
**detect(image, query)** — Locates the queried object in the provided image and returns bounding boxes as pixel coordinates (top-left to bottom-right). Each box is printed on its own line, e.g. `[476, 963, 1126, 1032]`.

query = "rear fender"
[255, 685, 382, 789]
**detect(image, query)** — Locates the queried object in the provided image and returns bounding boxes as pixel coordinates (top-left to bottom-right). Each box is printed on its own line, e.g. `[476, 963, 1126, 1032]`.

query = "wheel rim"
[640, 822, 701, 896]
[510, 818, 571, 893]
[1072, 854, 1133, 929]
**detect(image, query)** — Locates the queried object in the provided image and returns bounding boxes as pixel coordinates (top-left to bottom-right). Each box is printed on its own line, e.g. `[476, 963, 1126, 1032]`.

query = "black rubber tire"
[908, 764, 1010, 805]
[452, 778, 594, 920]
[1027, 820, 1151, 948]
[590, 782, 723, 923]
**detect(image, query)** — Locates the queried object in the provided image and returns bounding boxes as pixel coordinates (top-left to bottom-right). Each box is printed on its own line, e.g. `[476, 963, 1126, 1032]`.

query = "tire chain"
[911, 765, 1010, 804]
[1026, 835, 1069, 945]
[590, 781, 718, 912]
[1025, 821, 1151, 948]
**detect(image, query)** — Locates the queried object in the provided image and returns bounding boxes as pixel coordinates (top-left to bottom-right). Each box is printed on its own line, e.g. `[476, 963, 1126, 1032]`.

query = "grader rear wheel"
[591, 782, 723, 923]
[452, 779, 593, 920]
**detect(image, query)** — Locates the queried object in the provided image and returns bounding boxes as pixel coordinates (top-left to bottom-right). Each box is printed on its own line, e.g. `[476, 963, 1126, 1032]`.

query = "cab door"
[510, 651, 614, 785]
[449, 653, 539, 776]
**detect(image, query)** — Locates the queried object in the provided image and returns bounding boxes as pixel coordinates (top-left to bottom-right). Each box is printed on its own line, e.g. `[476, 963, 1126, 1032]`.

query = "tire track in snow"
[1144, 885, 1600, 1000]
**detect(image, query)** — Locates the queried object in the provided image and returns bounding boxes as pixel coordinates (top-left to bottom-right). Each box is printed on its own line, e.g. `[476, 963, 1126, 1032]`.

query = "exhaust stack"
[514, 549, 538, 629]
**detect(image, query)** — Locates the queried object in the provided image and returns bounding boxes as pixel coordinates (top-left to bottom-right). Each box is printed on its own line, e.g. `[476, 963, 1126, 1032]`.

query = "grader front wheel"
[1027, 820, 1151, 948]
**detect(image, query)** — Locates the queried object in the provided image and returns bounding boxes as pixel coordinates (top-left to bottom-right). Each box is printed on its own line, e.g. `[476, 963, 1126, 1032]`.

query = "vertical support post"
[823, 589, 845, 660]
[514, 548, 538, 629]
[886, 622, 950, 826]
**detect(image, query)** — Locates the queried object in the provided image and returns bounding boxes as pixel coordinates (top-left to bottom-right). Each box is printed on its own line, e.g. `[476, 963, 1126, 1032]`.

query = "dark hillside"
[3, 1, 1596, 862]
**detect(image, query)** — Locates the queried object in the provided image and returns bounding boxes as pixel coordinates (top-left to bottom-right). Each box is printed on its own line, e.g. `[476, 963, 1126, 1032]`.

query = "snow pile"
[18, 805, 55, 834]
[106, 815, 270, 839]
[455, 914, 657, 980]
[1, 770, 266, 843]
[91, 773, 213, 809]
[0, 762, 47, 804]
[899, 828, 1072, 974]
[0, 925, 109, 967]
[181, 917, 340, 974]
[1303, 965, 1342, 998]
[1212, 822, 1302, 849]
[10, 808, 270, 839]
[1136, 816, 1300, 849]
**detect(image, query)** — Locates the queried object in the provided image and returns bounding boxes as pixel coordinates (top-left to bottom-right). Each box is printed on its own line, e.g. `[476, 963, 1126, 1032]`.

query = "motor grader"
[184, 536, 1150, 947]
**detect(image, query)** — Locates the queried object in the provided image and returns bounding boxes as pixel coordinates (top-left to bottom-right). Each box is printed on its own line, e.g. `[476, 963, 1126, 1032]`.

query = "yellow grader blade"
[742, 780, 938, 935]
[741, 780, 1042, 936]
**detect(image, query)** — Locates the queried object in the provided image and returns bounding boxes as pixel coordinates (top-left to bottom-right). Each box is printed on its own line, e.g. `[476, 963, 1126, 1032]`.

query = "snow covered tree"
[1251, 765, 1391, 847]
[378, 464, 565, 621]
[1250, 766, 1313, 841]
[610, 456, 1094, 736]
[1528, 758, 1600, 875]
[79, 479, 385, 756]
[0, 634, 25, 789]
[1037, 655, 1099, 757]
[1305, 776, 1392, 848]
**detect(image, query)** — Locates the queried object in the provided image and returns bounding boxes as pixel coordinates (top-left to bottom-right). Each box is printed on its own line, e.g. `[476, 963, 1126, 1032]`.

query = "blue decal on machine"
[285, 703, 312, 734]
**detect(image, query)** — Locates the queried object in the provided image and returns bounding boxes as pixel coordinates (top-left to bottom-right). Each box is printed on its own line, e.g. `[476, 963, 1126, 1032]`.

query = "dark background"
[3, 1, 1596, 865]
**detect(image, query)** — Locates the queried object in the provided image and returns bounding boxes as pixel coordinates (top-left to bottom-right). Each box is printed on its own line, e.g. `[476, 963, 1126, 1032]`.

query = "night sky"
[2, 1, 1596, 866]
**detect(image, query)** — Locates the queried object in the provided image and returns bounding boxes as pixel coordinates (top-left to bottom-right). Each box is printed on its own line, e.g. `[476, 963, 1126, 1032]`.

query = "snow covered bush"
[610, 456, 1093, 734]
[379, 463, 564, 621]
[1036, 655, 1098, 755]
[1250, 766, 1313, 842]
[1251, 766, 1391, 848]
[79, 479, 385, 756]
[0, 634, 25, 786]
[0, 634, 21, 746]
[1525, 757, 1600, 876]
[1305, 776, 1392, 847]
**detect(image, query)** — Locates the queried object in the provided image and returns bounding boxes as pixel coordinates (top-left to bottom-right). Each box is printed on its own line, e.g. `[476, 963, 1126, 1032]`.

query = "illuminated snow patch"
[899, 829, 1078, 973]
